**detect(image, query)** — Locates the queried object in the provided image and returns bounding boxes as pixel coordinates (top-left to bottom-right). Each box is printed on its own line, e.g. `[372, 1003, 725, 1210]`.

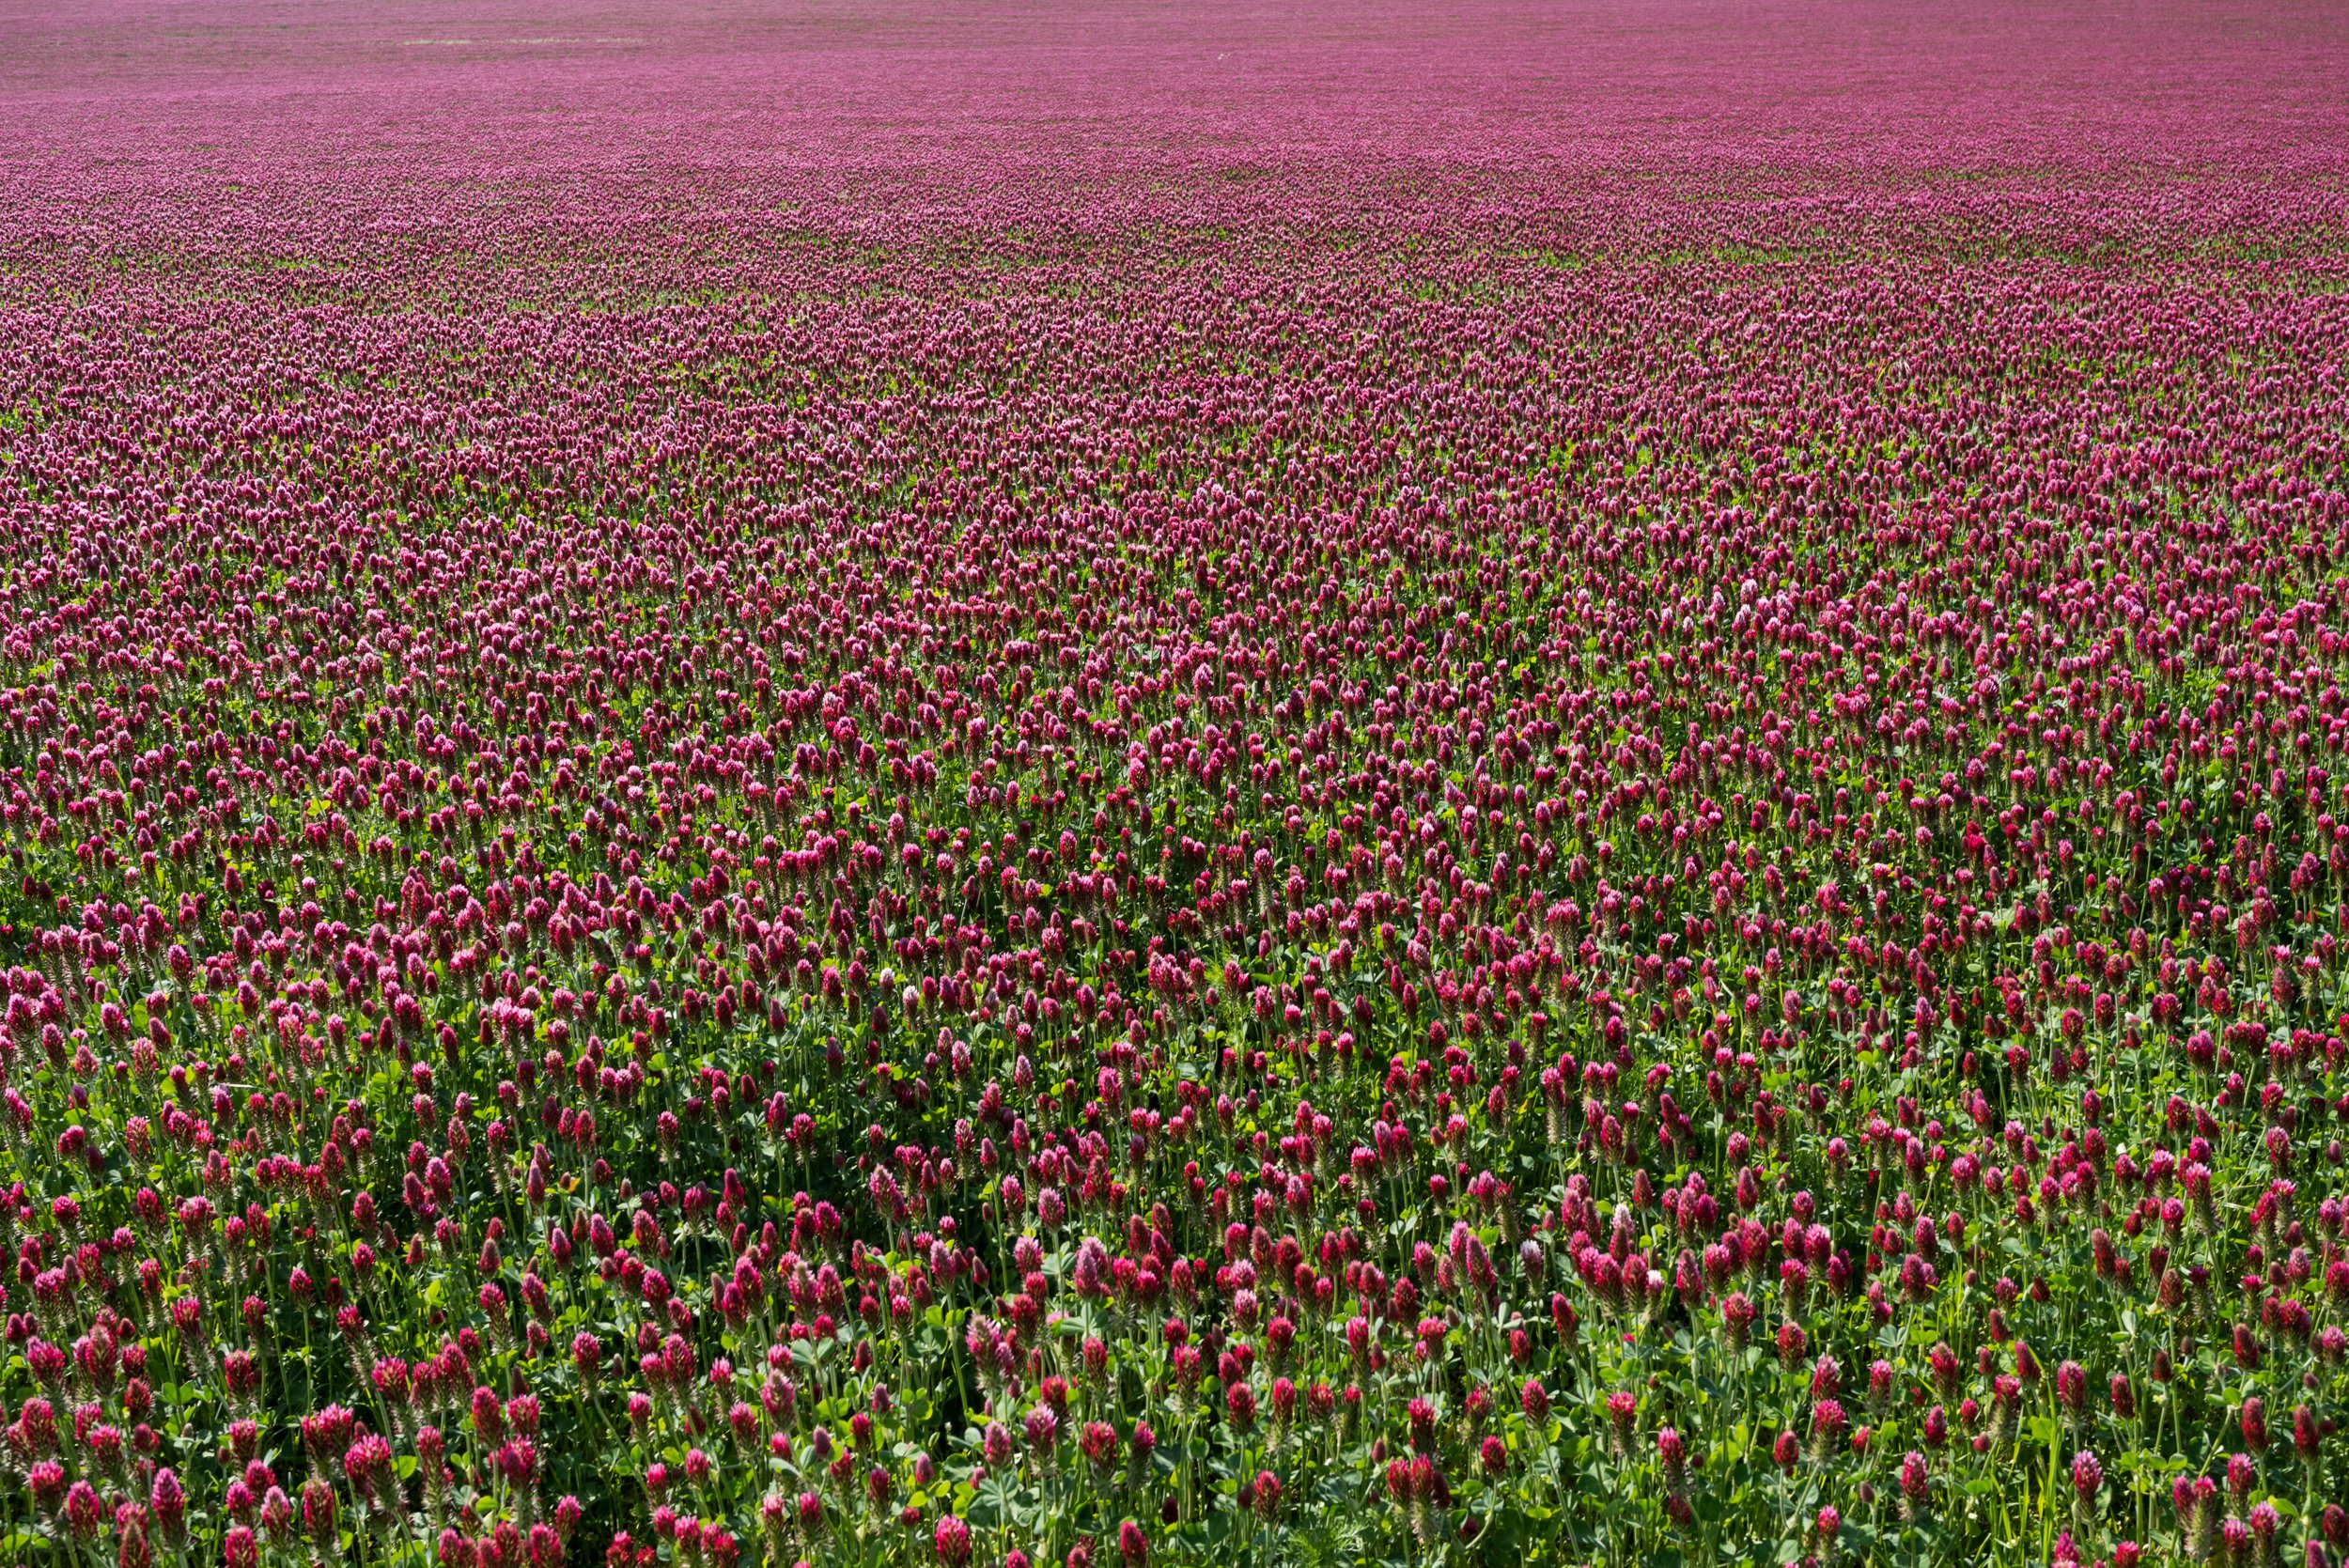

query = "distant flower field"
[1, 3, 2348, 1566]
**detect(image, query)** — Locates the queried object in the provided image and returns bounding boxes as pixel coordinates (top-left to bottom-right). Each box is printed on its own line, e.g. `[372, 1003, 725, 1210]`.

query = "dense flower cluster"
[3, 3, 2349, 1567]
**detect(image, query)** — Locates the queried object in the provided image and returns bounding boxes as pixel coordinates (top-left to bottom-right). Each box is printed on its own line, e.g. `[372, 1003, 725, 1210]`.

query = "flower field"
[3, 2, 2349, 1565]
